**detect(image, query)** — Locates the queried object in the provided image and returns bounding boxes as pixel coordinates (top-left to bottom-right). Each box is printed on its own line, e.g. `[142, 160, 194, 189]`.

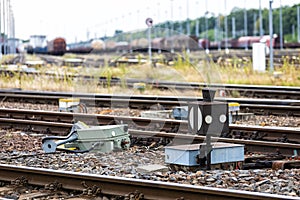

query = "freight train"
[66, 34, 288, 54]
[23, 34, 298, 56]
[26, 35, 67, 56]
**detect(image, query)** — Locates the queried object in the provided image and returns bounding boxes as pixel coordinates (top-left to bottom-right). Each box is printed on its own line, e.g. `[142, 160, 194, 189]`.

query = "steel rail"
[1, 88, 300, 103]
[2, 107, 300, 137]
[1, 107, 300, 139]
[0, 108, 184, 132]
[0, 164, 297, 200]
[1, 90, 300, 116]
[0, 117, 299, 156]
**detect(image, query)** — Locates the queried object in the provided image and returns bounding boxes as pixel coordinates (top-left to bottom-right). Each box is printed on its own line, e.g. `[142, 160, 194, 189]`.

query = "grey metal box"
[71, 124, 130, 153]
[165, 142, 244, 166]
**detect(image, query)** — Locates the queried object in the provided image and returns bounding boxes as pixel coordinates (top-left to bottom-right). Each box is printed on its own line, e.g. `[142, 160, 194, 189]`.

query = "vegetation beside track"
[0, 52, 300, 94]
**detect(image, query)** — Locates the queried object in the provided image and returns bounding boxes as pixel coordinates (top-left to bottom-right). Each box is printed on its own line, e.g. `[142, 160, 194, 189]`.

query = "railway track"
[0, 108, 299, 156]
[1, 89, 300, 116]
[0, 164, 297, 200]
[0, 108, 299, 198]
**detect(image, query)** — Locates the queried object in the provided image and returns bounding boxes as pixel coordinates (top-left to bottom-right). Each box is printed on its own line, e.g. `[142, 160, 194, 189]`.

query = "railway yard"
[0, 51, 300, 200]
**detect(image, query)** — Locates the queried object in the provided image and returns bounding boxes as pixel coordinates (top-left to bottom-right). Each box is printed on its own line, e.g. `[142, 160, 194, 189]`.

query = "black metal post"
[206, 134, 212, 170]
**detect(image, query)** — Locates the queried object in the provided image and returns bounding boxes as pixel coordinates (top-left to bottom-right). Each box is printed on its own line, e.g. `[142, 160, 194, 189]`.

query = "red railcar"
[47, 37, 66, 55]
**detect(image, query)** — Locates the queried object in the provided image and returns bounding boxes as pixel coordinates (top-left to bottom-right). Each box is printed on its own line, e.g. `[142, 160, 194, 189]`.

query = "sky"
[9, 0, 300, 43]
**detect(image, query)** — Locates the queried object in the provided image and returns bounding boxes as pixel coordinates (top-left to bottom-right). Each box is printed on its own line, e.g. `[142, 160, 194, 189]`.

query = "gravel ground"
[1, 102, 300, 197]
[0, 130, 299, 197]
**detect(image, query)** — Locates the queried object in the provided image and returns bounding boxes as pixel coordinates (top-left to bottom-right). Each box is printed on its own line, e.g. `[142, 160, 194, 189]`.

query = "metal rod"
[206, 134, 212, 170]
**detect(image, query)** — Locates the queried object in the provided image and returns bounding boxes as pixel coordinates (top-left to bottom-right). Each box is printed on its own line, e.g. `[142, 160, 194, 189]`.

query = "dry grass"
[1, 52, 300, 96]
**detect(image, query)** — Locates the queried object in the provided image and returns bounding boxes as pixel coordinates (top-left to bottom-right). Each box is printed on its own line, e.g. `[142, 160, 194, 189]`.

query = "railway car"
[151, 37, 165, 50]
[198, 39, 210, 49]
[62, 32, 300, 55]
[91, 39, 105, 52]
[233, 36, 261, 48]
[209, 34, 281, 49]
[115, 41, 130, 52]
[27, 35, 47, 54]
[67, 40, 93, 54]
[105, 40, 117, 51]
[47, 37, 66, 55]
[68, 39, 106, 54]
[130, 38, 148, 50]
[260, 34, 280, 48]
[164, 35, 200, 51]
[26, 35, 66, 55]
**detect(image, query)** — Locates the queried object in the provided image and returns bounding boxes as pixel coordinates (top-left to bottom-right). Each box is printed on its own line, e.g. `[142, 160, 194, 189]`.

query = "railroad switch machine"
[42, 121, 130, 153]
[165, 88, 245, 170]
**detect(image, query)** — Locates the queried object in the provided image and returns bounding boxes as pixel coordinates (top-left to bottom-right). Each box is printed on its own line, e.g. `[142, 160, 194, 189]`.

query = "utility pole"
[0, 0, 2, 58]
[297, 6, 300, 42]
[186, 0, 190, 36]
[279, 0, 283, 49]
[292, 24, 295, 40]
[232, 17, 236, 38]
[253, 13, 257, 36]
[224, 0, 228, 54]
[186, 0, 190, 53]
[269, 0, 274, 72]
[195, 1, 199, 37]
[156, 3, 160, 37]
[179, 6, 183, 34]
[244, 0, 248, 50]
[171, 0, 174, 52]
[217, 15, 221, 51]
[259, 0, 263, 37]
[3, 0, 6, 55]
[146, 18, 153, 65]
[164, 10, 169, 38]
[205, 0, 209, 54]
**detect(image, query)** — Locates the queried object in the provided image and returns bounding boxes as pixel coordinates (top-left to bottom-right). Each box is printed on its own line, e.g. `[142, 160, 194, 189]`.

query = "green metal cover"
[66, 124, 130, 153]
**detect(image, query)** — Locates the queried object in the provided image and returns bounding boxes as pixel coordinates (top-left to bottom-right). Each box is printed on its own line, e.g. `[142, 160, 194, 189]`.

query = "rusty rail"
[1, 89, 300, 115]
[0, 164, 297, 200]
[0, 116, 299, 156]
[0, 108, 299, 141]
